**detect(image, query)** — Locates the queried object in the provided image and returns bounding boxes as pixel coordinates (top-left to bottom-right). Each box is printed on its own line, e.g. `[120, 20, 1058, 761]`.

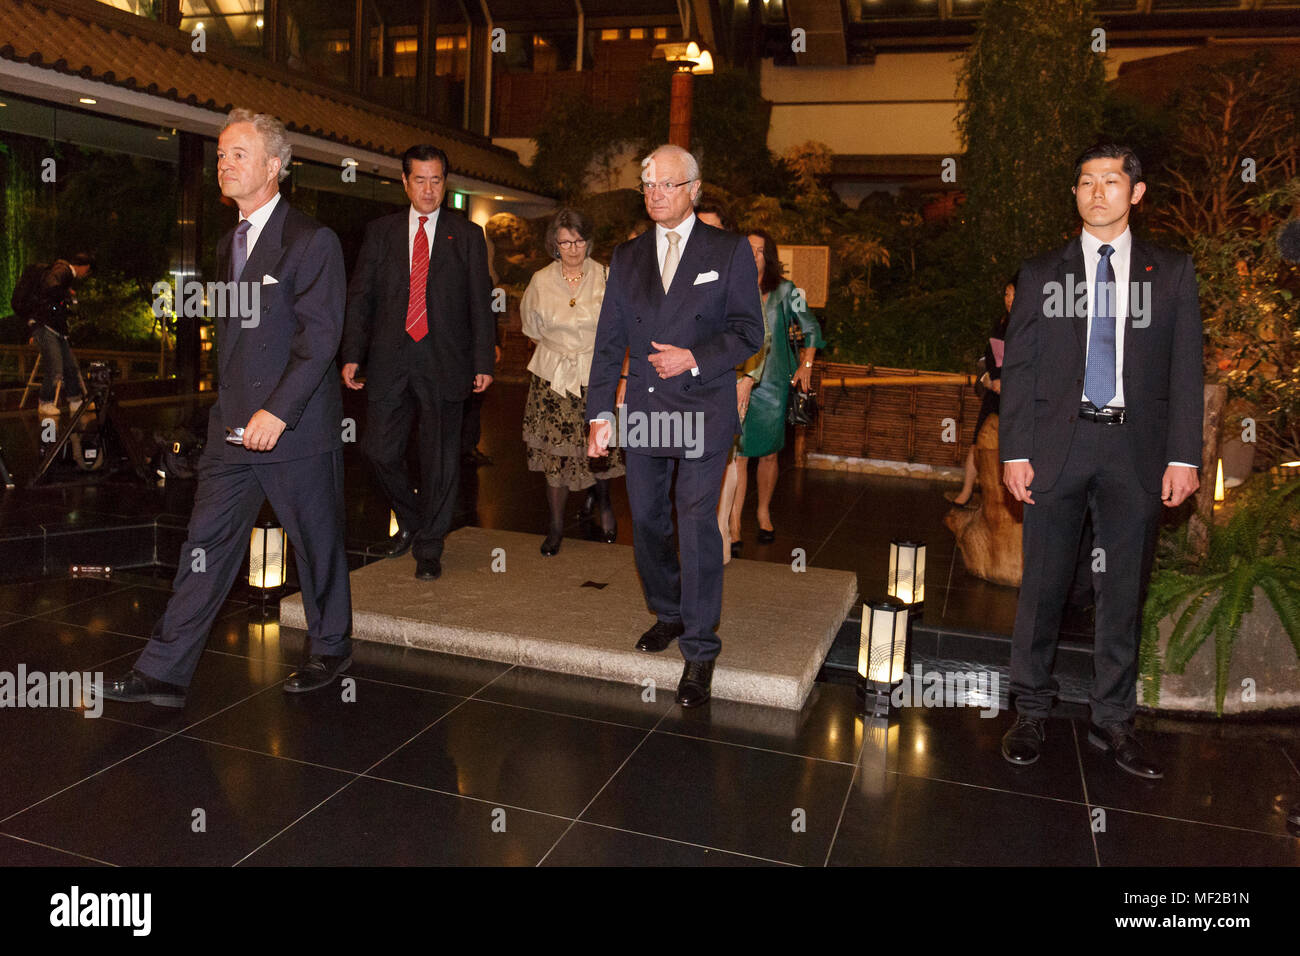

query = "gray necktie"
[661, 231, 681, 293]
[232, 219, 251, 282]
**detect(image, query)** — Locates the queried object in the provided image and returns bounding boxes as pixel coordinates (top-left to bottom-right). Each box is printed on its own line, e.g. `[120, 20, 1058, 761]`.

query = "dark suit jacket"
[584, 223, 765, 458]
[206, 196, 346, 464]
[999, 233, 1204, 494]
[342, 206, 495, 403]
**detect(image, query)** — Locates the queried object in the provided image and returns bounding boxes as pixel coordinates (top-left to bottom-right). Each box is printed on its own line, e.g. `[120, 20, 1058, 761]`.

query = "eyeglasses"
[556, 238, 588, 249]
[638, 179, 696, 196]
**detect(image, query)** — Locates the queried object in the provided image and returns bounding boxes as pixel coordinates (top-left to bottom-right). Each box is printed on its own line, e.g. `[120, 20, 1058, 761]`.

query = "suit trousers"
[364, 379, 464, 562]
[1009, 418, 1162, 726]
[625, 449, 729, 661]
[135, 448, 352, 687]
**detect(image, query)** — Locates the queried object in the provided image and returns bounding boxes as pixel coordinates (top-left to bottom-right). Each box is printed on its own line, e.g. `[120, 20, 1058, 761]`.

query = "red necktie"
[406, 215, 429, 342]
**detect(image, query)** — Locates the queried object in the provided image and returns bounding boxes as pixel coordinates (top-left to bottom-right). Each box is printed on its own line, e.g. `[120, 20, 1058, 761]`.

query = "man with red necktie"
[343, 144, 496, 580]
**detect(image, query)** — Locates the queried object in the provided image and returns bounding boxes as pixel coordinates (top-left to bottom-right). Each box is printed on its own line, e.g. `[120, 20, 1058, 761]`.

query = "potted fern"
[1139, 475, 1300, 715]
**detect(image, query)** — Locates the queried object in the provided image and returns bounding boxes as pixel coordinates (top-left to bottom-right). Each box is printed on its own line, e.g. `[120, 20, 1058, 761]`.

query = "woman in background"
[946, 274, 1015, 507]
[728, 230, 825, 553]
[521, 209, 625, 555]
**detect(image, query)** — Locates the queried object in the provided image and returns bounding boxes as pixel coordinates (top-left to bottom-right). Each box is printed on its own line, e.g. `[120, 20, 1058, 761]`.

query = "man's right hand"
[1003, 460, 1035, 505]
[342, 363, 364, 390]
[587, 420, 611, 458]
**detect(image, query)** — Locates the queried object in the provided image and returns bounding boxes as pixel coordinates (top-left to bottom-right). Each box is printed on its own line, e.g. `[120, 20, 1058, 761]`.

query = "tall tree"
[957, 0, 1105, 287]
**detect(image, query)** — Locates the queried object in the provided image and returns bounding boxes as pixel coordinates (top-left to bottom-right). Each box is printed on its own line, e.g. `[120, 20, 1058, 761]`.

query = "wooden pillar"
[668, 68, 693, 149]
[1188, 383, 1227, 558]
[159, 0, 181, 28]
[262, 0, 282, 63]
[416, 0, 434, 116]
[351, 0, 366, 94]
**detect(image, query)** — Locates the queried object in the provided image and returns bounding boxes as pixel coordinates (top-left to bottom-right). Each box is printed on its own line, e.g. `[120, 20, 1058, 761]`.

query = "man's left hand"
[242, 409, 287, 452]
[473, 374, 493, 393]
[649, 341, 697, 379]
[1162, 464, 1199, 508]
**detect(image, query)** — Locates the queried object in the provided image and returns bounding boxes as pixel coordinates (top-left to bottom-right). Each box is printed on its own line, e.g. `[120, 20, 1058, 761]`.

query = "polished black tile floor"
[1, 573, 1297, 867]
[1, 384, 1298, 865]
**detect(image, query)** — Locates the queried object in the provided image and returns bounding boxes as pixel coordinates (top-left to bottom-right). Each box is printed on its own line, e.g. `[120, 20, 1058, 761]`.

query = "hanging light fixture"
[857, 596, 909, 716]
[249, 518, 286, 593]
[887, 539, 926, 606]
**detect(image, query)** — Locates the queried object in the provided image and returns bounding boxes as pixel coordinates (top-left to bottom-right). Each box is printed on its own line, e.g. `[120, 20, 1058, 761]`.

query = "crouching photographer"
[12, 252, 94, 418]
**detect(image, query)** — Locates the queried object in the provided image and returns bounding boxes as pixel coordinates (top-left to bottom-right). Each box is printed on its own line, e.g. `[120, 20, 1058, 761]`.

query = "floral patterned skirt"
[522, 373, 625, 490]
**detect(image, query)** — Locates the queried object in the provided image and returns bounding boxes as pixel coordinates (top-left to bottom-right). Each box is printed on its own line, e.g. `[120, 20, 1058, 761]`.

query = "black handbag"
[787, 385, 817, 426]
[784, 309, 818, 425]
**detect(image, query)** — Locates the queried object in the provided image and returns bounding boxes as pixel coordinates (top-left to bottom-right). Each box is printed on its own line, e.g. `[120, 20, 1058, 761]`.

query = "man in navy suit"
[342, 145, 495, 581]
[586, 144, 764, 707]
[999, 143, 1203, 777]
[102, 109, 353, 707]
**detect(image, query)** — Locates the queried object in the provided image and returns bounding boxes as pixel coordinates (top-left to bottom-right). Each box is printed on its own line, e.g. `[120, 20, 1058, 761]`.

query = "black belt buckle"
[1080, 403, 1125, 425]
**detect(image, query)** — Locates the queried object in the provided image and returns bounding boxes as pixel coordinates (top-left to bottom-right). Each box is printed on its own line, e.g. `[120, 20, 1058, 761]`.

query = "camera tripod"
[28, 363, 153, 487]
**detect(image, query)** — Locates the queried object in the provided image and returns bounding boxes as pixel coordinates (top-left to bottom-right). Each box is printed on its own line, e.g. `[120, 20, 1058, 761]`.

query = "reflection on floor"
[0, 383, 1297, 864]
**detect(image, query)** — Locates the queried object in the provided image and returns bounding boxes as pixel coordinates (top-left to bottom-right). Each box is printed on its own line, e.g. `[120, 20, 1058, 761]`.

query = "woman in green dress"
[727, 229, 825, 552]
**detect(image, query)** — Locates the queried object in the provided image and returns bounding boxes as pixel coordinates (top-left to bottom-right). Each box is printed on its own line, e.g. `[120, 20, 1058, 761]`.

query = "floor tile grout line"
[1, 579, 138, 629]
[232, 671, 524, 866]
[1083, 803, 1300, 840]
[1072, 722, 1103, 867]
[535, 709, 672, 867]
[0, 679, 295, 827]
[571, 819, 795, 867]
[357, 772, 577, 824]
[171, 731, 386, 778]
[886, 767, 1099, 809]
[653, 727, 862, 767]
[806, 484, 871, 567]
[231, 774, 365, 867]
[0, 831, 119, 867]
[0, 728, 182, 827]
[822, 730, 870, 867]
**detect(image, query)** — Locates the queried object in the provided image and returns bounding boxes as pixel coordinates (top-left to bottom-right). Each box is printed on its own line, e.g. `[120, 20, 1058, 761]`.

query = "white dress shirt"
[408, 205, 441, 264]
[239, 191, 281, 261]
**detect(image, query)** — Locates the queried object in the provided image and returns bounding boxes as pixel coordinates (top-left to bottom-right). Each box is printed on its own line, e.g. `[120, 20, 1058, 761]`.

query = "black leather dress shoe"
[415, 558, 442, 580]
[284, 654, 352, 694]
[375, 528, 413, 558]
[1088, 723, 1163, 779]
[676, 659, 715, 707]
[1001, 715, 1045, 765]
[757, 527, 776, 544]
[99, 669, 186, 708]
[635, 619, 684, 653]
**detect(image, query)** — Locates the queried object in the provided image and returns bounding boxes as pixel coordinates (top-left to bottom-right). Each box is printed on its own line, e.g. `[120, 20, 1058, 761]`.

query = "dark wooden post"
[1189, 383, 1227, 558]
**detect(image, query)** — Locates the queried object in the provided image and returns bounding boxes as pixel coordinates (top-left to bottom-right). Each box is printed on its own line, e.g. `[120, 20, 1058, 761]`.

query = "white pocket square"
[262, 274, 279, 285]
[693, 270, 719, 285]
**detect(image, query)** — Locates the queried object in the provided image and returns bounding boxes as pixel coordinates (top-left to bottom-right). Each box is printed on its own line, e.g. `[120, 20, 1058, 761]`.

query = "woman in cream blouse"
[521, 208, 626, 556]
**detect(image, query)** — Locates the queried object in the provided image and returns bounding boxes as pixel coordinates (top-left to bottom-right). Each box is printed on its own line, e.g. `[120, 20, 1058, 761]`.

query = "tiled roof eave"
[2, 0, 547, 197]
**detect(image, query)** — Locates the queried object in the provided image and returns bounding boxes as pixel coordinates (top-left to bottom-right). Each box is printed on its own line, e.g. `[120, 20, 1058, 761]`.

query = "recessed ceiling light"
[493, 195, 504, 200]
[79, 97, 97, 105]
